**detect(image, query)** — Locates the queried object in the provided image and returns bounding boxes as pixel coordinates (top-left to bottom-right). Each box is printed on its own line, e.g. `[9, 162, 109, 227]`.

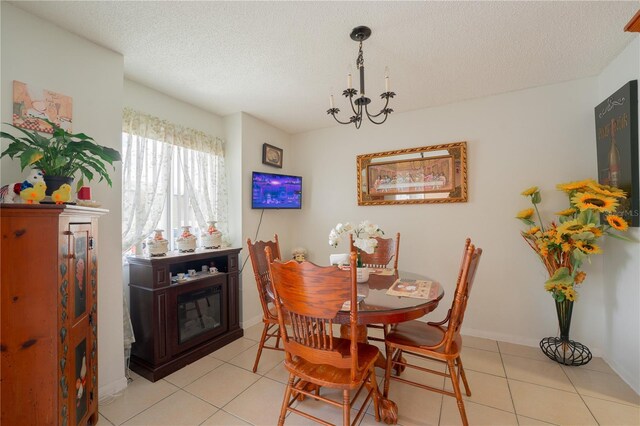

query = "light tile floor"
[99, 324, 640, 426]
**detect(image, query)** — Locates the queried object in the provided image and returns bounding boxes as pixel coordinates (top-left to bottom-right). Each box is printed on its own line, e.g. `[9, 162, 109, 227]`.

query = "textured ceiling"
[11, 1, 638, 134]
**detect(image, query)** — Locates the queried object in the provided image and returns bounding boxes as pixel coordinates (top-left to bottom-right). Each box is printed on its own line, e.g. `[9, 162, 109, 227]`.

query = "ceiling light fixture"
[327, 26, 395, 129]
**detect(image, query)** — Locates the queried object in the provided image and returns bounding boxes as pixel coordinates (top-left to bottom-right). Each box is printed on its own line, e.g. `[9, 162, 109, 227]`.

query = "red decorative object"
[78, 186, 91, 200]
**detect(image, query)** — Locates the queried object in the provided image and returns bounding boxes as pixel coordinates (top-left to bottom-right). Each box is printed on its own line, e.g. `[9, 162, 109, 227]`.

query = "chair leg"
[447, 359, 469, 426]
[275, 325, 281, 349]
[457, 356, 471, 396]
[278, 374, 295, 426]
[253, 322, 269, 373]
[342, 389, 350, 426]
[383, 343, 394, 398]
[369, 367, 381, 422]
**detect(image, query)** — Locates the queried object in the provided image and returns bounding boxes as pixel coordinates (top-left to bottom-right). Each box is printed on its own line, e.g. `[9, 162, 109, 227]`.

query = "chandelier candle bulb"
[347, 73, 352, 89]
[385, 66, 390, 92]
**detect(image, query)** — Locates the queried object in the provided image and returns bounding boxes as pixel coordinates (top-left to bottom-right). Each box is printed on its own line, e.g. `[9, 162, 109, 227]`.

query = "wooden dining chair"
[350, 233, 401, 343]
[247, 235, 283, 373]
[266, 249, 383, 426]
[383, 238, 482, 426]
[350, 233, 400, 270]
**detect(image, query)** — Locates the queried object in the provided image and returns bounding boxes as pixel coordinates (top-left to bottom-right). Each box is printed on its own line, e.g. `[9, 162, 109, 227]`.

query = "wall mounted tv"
[251, 171, 302, 209]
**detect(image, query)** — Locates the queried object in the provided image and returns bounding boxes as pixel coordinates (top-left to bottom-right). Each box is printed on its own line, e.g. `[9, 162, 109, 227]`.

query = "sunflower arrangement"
[517, 179, 629, 303]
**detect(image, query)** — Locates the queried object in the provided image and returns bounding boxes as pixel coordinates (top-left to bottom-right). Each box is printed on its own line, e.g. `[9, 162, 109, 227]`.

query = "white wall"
[1, 3, 127, 396]
[597, 37, 640, 394]
[237, 112, 296, 327]
[289, 77, 607, 352]
[124, 79, 224, 138]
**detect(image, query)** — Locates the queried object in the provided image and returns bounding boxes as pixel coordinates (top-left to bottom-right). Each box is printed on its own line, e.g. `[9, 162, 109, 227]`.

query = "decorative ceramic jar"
[201, 220, 222, 249]
[176, 225, 197, 253]
[146, 229, 169, 257]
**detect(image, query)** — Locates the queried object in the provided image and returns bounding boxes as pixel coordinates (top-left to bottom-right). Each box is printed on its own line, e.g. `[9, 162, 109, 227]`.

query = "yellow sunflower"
[556, 179, 595, 193]
[556, 219, 587, 235]
[587, 182, 627, 199]
[564, 287, 577, 301]
[536, 240, 549, 257]
[561, 242, 572, 252]
[589, 227, 603, 237]
[544, 282, 556, 291]
[556, 208, 577, 216]
[526, 226, 540, 235]
[574, 271, 586, 284]
[571, 192, 618, 213]
[516, 208, 535, 219]
[575, 241, 602, 254]
[606, 214, 629, 231]
[521, 186, 539, 196]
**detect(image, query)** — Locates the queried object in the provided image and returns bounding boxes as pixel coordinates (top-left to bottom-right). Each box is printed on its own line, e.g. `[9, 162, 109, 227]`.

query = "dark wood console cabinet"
[127, 248, 243, 381]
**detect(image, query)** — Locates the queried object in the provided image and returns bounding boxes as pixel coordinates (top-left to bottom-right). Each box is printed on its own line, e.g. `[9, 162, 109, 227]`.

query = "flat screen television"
[251, 171, 302, 209]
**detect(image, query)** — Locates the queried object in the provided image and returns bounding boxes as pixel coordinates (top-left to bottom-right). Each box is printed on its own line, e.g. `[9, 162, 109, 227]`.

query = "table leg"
[339, 324, 387, 370]
[340, 324, 399, 424]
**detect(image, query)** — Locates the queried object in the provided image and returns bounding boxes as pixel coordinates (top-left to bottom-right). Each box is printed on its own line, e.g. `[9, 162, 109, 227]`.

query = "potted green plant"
[1, 119, 121, 195]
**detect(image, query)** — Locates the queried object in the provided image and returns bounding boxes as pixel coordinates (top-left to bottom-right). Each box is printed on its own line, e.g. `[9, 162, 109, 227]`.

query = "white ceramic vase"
[356, 267, 370, 283]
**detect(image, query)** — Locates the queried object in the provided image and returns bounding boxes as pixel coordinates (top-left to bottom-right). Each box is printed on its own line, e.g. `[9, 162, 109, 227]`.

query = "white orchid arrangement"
[329, 220, 385, 266]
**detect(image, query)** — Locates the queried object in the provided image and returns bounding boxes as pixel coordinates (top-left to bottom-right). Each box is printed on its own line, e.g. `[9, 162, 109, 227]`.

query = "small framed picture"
[262, 143, 283, 168]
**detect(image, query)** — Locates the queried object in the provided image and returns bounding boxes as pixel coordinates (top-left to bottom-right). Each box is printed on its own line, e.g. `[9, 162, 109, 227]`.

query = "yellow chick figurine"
[51, 183, 72, 205]
[20, 181, 47, 204]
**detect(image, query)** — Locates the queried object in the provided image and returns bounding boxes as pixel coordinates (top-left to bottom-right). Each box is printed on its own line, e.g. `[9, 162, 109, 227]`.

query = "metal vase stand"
[540, 299, 592, 366]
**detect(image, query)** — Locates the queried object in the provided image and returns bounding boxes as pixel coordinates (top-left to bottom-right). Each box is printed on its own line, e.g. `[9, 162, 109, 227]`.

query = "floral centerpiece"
[329, 220, 384, 267]
[516, 179, 629, 366]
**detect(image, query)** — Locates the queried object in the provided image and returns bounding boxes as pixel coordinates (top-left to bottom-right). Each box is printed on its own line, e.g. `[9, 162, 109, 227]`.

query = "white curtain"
[121, 108, 228, 252]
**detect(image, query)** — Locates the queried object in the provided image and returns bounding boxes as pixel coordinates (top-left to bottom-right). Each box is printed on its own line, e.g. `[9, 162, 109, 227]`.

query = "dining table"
[336, 268, 444, 327]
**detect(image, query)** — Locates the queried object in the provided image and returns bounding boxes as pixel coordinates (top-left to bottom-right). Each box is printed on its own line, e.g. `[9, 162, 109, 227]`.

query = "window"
[121, 108, 228, 256]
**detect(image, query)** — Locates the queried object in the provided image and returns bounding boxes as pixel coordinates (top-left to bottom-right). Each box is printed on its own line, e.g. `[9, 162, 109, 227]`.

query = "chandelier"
[327, 26, 395, 129]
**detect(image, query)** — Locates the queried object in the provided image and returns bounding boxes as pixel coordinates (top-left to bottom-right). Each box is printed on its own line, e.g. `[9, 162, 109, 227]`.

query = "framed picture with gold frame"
[357, 142, 467, 205]
[262, 143, 283, 168]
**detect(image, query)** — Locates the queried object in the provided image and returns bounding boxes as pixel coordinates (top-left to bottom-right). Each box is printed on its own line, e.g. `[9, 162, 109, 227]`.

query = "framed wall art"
[12, 80, 73, 133]
[357, 142, 467, 206]
[594, 80, 639, 227]
[262, 143, 283, 168]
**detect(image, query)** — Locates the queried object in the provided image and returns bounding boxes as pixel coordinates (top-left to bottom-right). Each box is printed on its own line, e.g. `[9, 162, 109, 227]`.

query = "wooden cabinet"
[127, 248, 243, 382]
[1, 204, 106, 426]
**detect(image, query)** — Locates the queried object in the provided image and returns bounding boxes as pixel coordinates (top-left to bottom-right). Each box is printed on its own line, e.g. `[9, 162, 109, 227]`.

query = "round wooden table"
[335, 270, 444, 325]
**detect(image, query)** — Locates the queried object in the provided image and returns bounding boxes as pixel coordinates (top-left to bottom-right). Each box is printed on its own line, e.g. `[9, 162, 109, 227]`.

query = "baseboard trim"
[602, 355, 640, 395]
[241, 313, 263, 329]
[459, 326, 603, 357]
[99, 376, 128, 399]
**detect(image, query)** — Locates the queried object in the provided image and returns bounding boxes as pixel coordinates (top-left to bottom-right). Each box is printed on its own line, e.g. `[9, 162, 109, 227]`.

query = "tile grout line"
[105, 380, 182, 426]
[496, 341, 521, 426]
[217, 362, 282, 425]
[435, 365, 445, 426]
[197, 408, 253, 426]
[559, 364, 602, 425]
[179, 360, 261, 425]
